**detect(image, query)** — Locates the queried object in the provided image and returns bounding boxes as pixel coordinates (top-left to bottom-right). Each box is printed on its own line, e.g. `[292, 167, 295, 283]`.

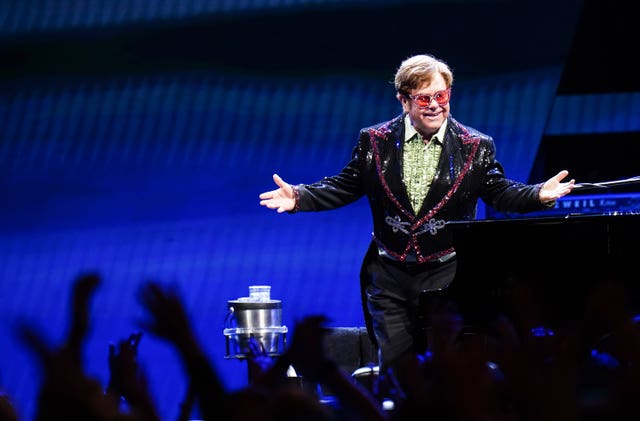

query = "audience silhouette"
[7, 271, 640, 420]
[14, 273, 160, 421]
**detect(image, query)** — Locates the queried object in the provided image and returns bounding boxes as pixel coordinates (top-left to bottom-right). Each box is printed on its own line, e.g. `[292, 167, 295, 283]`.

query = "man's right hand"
[259, 173, 296, 213]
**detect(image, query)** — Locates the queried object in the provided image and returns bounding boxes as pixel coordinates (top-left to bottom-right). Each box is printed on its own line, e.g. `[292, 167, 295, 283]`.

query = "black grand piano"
[447, 213, 638, 331]
[446, 0, 640, 331]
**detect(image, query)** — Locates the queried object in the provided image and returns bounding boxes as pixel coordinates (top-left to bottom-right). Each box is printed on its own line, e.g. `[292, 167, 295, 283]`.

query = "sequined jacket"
[294, 114, 550, 263]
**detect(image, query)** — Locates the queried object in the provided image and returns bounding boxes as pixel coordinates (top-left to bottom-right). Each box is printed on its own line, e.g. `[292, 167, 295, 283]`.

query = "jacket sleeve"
[479, 137, 550, 214]
[293, 133, 368, 212]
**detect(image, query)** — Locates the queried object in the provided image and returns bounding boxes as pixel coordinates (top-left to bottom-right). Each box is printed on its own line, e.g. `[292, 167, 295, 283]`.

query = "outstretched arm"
[106, 331, 161, 421]
[137, 281, 228, 420]
[15, 273, 124, 420]
[259, 173, 296, 213]
[538, 170, 575, 205]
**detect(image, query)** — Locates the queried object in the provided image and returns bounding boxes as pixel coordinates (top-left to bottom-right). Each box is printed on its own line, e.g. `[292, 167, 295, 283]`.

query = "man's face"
[398, 72, 450, 139]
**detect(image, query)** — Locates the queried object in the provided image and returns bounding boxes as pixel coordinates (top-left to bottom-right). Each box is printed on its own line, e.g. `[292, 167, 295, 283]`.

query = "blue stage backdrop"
[4, 1, 640, 419]
[0, 65, 567, 419]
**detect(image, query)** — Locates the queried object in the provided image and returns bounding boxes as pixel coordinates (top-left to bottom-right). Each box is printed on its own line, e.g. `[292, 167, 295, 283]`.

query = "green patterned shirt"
[402, 115, 447, 214]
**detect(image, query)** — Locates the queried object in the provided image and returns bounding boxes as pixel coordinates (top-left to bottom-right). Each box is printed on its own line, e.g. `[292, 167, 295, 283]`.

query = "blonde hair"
[394, 54, 454, 95]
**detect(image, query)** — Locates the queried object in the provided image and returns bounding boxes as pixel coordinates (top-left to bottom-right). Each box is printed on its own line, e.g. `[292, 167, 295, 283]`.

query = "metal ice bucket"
[223, 297, 287, 358]
[228, 300, 282, 329]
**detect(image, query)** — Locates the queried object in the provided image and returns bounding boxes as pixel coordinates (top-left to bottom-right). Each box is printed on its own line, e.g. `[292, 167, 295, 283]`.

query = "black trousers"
[363, 250, 457, 379]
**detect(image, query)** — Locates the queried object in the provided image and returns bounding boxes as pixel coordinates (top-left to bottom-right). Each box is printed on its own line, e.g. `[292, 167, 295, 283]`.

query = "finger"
[259, 190, 274, 200]
[264, 200, 282, 210]
[555, 170, 569, 181]
[273, 173, 288, 190]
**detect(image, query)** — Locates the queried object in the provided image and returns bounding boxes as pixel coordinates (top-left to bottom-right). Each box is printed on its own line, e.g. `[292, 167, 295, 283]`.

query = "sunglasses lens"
[410, 89, 450, 107]
[434, 90, 450, 105]
[415, 96, 431, 107]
